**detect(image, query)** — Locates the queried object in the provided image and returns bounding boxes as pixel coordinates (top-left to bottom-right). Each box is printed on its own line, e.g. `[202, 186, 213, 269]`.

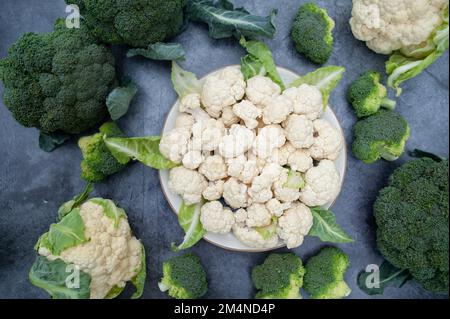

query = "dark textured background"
[0, 0, 448, 299]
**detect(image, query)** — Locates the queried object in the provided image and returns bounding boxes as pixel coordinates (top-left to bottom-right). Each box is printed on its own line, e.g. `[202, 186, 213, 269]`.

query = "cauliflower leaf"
[90, 198, 126, 229]
[308, 207, 353, 243]
[171, 62, 202, 98]
[127, 42, 186, 61]
[171, 201, 206, 251]
[58, 182, 94, 220]
[131, 243, 147, 299]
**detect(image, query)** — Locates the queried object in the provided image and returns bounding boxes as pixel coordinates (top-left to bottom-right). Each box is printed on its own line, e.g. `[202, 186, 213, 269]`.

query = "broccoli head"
[304, 246, 351, 299]
[291, 3, 335, 64]
[252, 253, 305, 299]
[374, 157, 449, 293]
[347, 71, 396, 118]
[0, 19, 117, 134]
[78, 122, 125, 182]
[68, 0, 187, 48]
[158, 253, 208, 299]
[352, 110, 410, 163]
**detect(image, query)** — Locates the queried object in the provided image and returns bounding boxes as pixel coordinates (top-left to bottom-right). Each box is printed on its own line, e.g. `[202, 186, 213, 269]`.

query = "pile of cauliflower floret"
[160, 67, 344, 249]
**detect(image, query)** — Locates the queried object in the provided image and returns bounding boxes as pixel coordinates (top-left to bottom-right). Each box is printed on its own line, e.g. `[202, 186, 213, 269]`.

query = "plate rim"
[158, 65, 348, 253]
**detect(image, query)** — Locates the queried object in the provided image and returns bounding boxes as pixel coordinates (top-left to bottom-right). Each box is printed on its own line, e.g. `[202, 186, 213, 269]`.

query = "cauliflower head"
[223, 177, 249, 209]
[198, 155, 228, 181]
[245, 76, 281, 108]
[202, 180, 225, 201]
[219, 124, 255, 158]
[200, 201, 235, 234]
[253, 125, 286, 159]
[283, 84, 324, 120]
[262, 95, 294, 125]
[277, 203, 313, 249]
[233, 223, 279, 249]
[233, 100, 262, 129]
[300, 160, 340, 206]
[168, 166, 208, 205]
[283, 114, 314, 149]
[309, 119, 344, 161]
[159, 127, 191, 163]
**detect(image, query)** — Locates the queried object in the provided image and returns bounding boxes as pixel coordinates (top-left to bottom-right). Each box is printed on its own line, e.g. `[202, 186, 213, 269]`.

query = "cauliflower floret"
[201, 67, 246, 118]
[283, 84, 323, 120]
[175, 113, 195, 130]
[300, 160, 340, 206]
[265, 198, 292, 217]
[227, 154, 247, 178]
[245, 75, 281, 108]
[200, 201, 235, 234]
[233, 100, 262, 129]
[219, 124, 255, 158]
[349, 0, 448, 54]
[239, 159, 260, 184]
[232, 223, 279, 249]
[159, 127, 191, 163]
[202, 180, 225, 201]
[234, 208, 248, 223]
[270, 142, 295, 166]
[246, 203, 272, 227]
[277, 202, 313, 249]
[182, 150, 203, 170]
[252, 124, 286, 159]
[221, 105, 240, 127]
[283, 114, 314, 148]
[247, 152, 266, 173]
[273, 168, 302, 203]
[191, 118, 225, 152]
[248, 163, 284, 203]
[309, 119, 344, 161]
[288, 149, 313, 172]
[223, 177, 248, 209]
[179, 93, 201, 112]
[168, 167, 208, 205]
[198, 155, 228, 181]
[262, 95, 293, 124]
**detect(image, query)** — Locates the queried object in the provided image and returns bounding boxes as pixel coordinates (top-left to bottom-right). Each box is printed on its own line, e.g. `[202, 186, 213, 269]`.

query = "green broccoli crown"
[291, 2, 335, 64]
[0, 19, 117, 134]
[68, 0, 187, 47]
[252, 253, 305, 299]
[159, 253, 208, 299]
[78, 122, 125, 182]
[304, 246, 351, 299]
[347, 71, 396, 118]
[352, 110, 410, 164]
[374, 158, 449, 293]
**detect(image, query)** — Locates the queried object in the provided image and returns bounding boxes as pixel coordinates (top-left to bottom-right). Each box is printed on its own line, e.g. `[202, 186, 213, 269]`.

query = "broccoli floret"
[374, 157, 449, 293]
[347, 71, 396, 118]
[252, 253, 305, 299]
[352, 110, 410, 163]
[78, 122, 125, 182]
[0, 19, 117, 134]
[158, 253, 208, 299]
[291, 3, 335, 64]
[304, 247, 351, 299]
[68, 0, 187, 48]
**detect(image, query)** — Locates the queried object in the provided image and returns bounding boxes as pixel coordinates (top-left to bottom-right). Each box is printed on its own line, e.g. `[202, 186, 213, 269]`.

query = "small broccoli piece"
[374, 157, 449, 293]
[68, 0, 187, 48]
[348, 71, 396, 118]
[352, 110, 410, 163]
[159, 253, 208, 299]
[304, 246, 351, 299]
[0, 19, 117, 134]
[252, 253, 305, 299]
[291, 3, 335, 64]
[78, 122, 125, 182]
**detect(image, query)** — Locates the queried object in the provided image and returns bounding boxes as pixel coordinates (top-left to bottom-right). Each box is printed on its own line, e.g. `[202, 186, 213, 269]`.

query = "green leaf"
[37, 209, 88, 256]
[29, 256, 91, 299]
[171, 201, 206, 251]
[171, 61, 202, 98]
[409, 149, 444, 162]
[357, 261, 412, 295]
[58, 183, 94, 220]
[106, 82, 138, 121]
[131, 243, 147, 299]
[105, 285, 125, 299]
[104, 136, 179, 169]
[89, 198, 126, 228]
[240, 37, 285, 90]
[255, 217, 278, 240]
[289, 66, 345, 106]
[240, 54, 266, 80]
[127, 42, 186, 61]
[283, 170, 305, 189]
[309, 207, 354, 243]
[187, 0, 277, 39]
[39, 131, 71, 152]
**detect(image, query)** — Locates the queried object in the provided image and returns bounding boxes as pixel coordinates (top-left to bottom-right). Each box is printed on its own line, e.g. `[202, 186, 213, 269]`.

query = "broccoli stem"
[380, 98, 396, 110]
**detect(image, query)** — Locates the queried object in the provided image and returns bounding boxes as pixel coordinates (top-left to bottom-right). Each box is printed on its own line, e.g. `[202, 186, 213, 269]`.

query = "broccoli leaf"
[187, 0, 277, 39]
[409, 149, 445, 162]
[39, 131, 71, 152]
[131, 243, 146, 299]
[127, 42, 186, 61]
[104, 136, 179, 169]
[89, 198, 126, 229]
[289, 66, 345, 106]
[29, 256, 91, 299]
[309, 207, 354, 243]
[239, 37, 285, 89]
[58, 182, 94, 220]
[171, 62, 202, 98]
[106, 81, 138, 121]
[171, 201, 206, 251]
[357, 261, 412, 295]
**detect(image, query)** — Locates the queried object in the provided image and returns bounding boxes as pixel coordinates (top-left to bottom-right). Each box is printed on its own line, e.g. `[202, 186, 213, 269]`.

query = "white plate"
[159, 65, 347, 252]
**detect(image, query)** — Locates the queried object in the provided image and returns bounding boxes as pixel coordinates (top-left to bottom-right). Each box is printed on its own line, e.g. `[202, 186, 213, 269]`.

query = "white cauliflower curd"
[283, 84, 323, 120]
[200, 201, 235, 234]
[219, 124, 255, 158]
[168, 166, 208, 205]
[277, 202, 313, 249]
[310, 119, 344, 161]
[233, 100, 261, 129]
[245, 75, 281, 107]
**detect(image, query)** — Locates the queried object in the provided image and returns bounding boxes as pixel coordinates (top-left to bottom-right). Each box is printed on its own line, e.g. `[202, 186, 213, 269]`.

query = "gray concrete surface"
[0, 0, 448, 299]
